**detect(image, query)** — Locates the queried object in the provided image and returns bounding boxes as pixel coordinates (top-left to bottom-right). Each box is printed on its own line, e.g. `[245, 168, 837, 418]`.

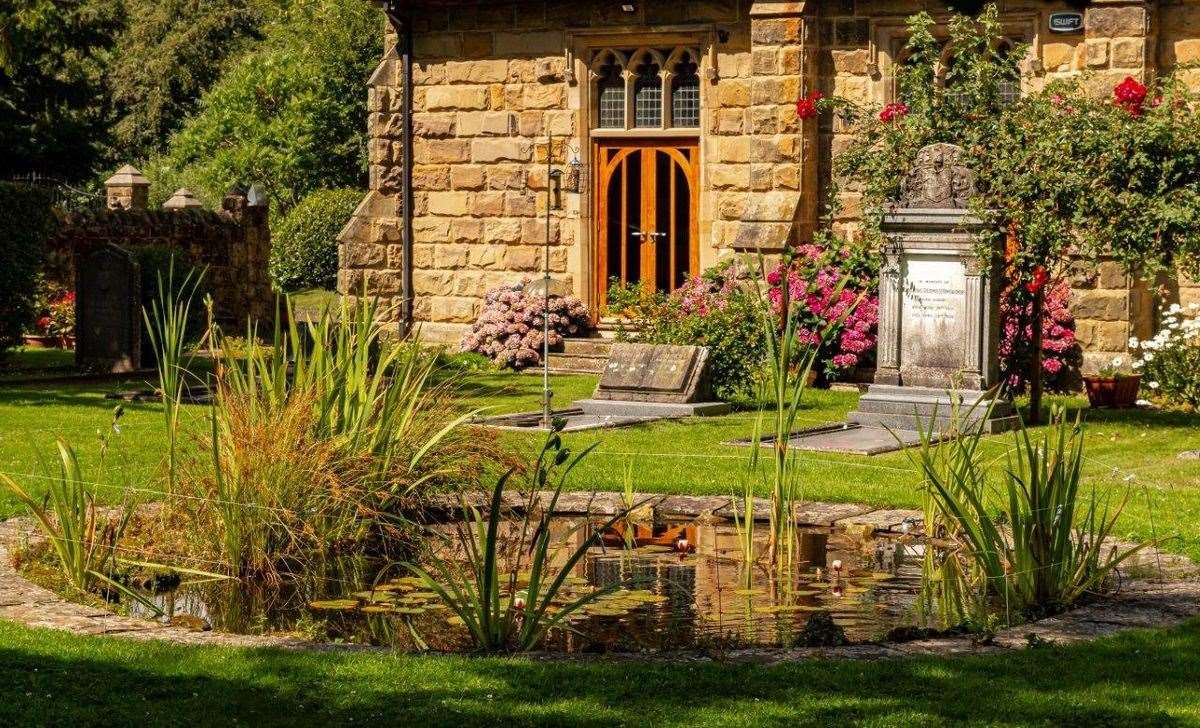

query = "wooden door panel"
[594, 139, 698, 310]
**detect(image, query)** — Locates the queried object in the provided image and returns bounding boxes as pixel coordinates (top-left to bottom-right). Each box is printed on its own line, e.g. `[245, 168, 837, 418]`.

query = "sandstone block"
[545, 110, 574, 136]
[709, 163, 750, 190]
[518, 110, 544, 136]
[450, 219, 484, 244]
[1071, 289, 1128, 321]
[831, 48, 870, 75]
[342, 242, 385, 268]
[474, 192, 506, 217]
[494, 30, 564, 56]
[504, 192, 537, 217]
[412, 217, 451, 243]
[367, 269, 404, 296]
[457, 111, 514, 137]
[426, 85, 488, 111]
[426, 191, 472, 217]
[472, 138, 533, 163]
[522, 83, 566, 109]
[750, 18, 802, 46]
[1174, 39, 1200, 65]
[1111, 37, 1144, 68]
[749, 106, 779, 134]
[444, 60, 509, 84]
[414, 270, 453, 295]
[743, 190, 800, 222]
[416, 138, 471, 164]
[486, 166, 526, 189]
[1085, 6, 1146, 39]
[433, 243, 469, 269]
[505, 246, 540, 271]
[469, 244, 504, 269]
[411, 165, 451, 191]
[410, 243, 433, 269]
[716, 108, 745, 134]
[410, 112, 456, 138]
[450, 165, 486, 190]
[1042, 42, 1075, 72]
[485, 218, 522, 245]
[714, 136, 751, 163]
[521, 218, 559, 245]
[430, 296, 478, 323]
[1085, 40, 1109, 68]
[718, 80, 751, 107]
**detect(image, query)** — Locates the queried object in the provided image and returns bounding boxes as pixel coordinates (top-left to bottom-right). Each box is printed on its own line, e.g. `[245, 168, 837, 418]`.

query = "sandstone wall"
[345, 0, 1200, 369]
[48, 196, 274, 329]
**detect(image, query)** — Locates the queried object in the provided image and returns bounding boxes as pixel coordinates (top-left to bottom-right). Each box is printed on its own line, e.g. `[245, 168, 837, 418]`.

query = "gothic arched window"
[596, 52, 626, 129]
[633, 58, 663, 127]
[671, 52, 700, 128]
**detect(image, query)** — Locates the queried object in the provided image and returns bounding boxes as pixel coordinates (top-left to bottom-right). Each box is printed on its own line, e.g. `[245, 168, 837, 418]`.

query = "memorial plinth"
[848, 143, 1017, 433]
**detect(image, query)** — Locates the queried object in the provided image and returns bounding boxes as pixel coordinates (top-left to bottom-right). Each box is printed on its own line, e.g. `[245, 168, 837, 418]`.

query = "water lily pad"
[733, 588, 765, 596]
[309, 599, 359, 611]
[360, 605, 395, 614]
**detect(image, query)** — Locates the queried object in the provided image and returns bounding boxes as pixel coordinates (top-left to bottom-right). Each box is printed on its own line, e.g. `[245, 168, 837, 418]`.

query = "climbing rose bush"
[766, 243, 879, 378]
[999, 278, 1079, 392]
[1130, 302, 1200, 408]
[461, 280, 591, 369]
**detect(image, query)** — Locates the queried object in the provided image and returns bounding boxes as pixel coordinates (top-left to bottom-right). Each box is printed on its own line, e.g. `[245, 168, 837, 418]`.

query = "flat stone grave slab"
[726, 422, 936, 456]
[475, 408, 662, 433]
[594, 343, 713, 403]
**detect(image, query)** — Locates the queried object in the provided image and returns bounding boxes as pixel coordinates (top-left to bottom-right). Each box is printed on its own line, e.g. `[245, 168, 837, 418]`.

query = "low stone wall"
[46, 189, 274, 330]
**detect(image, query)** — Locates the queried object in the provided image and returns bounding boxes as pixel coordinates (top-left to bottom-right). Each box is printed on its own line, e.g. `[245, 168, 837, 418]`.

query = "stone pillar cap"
[162, 188, 205, 209]
[104, 164, 150, 187]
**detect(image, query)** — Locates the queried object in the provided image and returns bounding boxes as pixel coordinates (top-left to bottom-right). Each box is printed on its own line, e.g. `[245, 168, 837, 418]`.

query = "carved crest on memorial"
[897, 143, 975, 209]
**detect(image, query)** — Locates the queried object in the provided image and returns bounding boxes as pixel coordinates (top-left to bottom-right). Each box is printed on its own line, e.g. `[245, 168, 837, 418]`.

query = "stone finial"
[162, 188, 204, 210]
[104, 164, 151, 210]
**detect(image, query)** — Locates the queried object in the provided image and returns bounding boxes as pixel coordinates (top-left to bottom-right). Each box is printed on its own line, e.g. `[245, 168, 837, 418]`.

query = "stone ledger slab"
[593, 343, 715, 404]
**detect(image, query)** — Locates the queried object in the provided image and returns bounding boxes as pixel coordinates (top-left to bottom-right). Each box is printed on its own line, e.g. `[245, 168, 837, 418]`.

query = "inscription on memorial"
[900, 255, 967, 380]
[594, 343, 714, 403]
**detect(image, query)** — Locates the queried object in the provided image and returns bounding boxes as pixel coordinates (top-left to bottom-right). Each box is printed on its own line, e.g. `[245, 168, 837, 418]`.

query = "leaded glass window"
[671, 53, 700, 128]
[597, 56, 625, 128]
[633, 61, 662, 127]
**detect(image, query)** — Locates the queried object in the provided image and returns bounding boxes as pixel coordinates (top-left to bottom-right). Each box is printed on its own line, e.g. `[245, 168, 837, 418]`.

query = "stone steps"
[546, 337, 612, 374]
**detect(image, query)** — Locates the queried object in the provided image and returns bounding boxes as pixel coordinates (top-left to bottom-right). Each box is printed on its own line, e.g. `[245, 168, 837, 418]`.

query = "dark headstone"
[592, 343, 715, 403]
[76, 244, 141, 373]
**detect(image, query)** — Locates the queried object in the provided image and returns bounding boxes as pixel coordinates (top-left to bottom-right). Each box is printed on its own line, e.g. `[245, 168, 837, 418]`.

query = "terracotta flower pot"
[22, 334, 61, 349]
[1083, 375, 1141, 409]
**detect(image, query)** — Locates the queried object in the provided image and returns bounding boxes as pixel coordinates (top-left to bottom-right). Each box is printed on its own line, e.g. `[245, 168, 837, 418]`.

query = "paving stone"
[794, 501, 874, 527]
[834, 508, 923, 533]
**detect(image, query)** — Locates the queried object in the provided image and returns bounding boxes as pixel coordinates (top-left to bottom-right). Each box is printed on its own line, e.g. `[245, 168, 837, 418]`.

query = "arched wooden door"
[593, 139, 699, 309]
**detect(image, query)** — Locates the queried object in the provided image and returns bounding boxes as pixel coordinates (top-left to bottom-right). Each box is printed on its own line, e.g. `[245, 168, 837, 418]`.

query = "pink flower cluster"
[675, 267, 741, 317]
[461, 280, 592, 369]
[999, 277, 1077, 388]
[879, 102, 909, 123]
[766, 244, 879, 373]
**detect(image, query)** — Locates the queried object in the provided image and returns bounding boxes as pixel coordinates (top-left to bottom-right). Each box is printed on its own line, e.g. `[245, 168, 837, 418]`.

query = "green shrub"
[269, 188, 362, 292]
[610, 262, 767, 403]
[0, 183, 55, 357]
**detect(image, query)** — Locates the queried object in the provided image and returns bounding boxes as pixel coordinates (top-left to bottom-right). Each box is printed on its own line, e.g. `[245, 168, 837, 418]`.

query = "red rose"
[1113, 76, 1147, 116]
[1025, 266, 1049, 295]
[795, 90, 823, 120]
[36, 316, 51, 332]
[880, 102, 909, 123]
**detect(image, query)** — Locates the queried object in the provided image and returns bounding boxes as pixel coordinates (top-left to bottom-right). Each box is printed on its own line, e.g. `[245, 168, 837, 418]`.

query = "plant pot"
[22, 334, 61, 349]
[1083, 374, 1141, 408]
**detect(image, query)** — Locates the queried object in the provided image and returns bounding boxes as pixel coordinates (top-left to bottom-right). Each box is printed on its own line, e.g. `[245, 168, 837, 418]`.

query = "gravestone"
[848, 143, 1017, 433]
[76, 244, 142, 373]
[575, 342, 730, 417]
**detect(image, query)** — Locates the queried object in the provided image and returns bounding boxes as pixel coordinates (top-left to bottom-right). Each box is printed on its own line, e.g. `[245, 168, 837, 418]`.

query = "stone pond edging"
[1, 495, 1198, 662]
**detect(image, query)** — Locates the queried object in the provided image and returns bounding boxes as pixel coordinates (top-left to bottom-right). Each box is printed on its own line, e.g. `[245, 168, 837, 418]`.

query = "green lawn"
[3, 369, 1200, 725]
[2, 370, 1199, 562]
[2, 618, 1198, 726]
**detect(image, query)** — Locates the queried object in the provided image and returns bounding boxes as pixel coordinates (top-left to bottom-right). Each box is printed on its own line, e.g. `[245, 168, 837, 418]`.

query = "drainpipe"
[380, 1, 415, 335]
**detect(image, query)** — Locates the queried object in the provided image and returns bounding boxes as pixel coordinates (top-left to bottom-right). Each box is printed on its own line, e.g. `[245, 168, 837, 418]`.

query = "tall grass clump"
[180, 295, 492, 580]
[911, 403, 1146, 626]
[405, 422, 631, 653]
[142, 260, 204, 495]
[752, 249, 857, 571]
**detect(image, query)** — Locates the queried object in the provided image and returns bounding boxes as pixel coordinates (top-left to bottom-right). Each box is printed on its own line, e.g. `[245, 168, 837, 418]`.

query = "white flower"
[1132, 359, 1143, 369]
[1111, 356, 1124, 368]
[1143, 352, 1154, 362]
[1128, 336, 1140, 348]
[1169, 303, 1183, 314]
[1149, 381, 1160, 389]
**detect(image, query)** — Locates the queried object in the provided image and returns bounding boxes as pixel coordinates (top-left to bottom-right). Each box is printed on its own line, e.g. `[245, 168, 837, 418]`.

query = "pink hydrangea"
[999, 277, 1078, 391]
[461, 279, 592, 369]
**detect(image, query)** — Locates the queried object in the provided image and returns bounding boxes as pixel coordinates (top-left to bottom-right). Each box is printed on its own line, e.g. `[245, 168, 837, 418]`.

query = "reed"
[911, 402, 1146, 624]
[405, 424, 632, 653]
[142, 260, 204, 495]
[183, 294, 489, 580]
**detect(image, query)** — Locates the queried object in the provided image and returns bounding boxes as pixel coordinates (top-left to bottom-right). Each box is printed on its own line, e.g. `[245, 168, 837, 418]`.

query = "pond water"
[129, 518, 931, 652]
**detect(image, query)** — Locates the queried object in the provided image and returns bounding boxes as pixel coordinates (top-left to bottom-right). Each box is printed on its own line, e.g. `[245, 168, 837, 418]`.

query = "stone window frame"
[869, 15, 1040, 105]
[586, 45, 705, 134]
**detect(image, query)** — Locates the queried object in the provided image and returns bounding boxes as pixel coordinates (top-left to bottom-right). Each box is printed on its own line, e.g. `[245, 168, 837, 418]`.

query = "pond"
[127, 516, 932, 652]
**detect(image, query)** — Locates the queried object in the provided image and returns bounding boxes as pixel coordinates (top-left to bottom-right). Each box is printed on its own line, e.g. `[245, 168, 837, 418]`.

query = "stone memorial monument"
[847, 143, 1017, 433]
[76, 244, 142, 373]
